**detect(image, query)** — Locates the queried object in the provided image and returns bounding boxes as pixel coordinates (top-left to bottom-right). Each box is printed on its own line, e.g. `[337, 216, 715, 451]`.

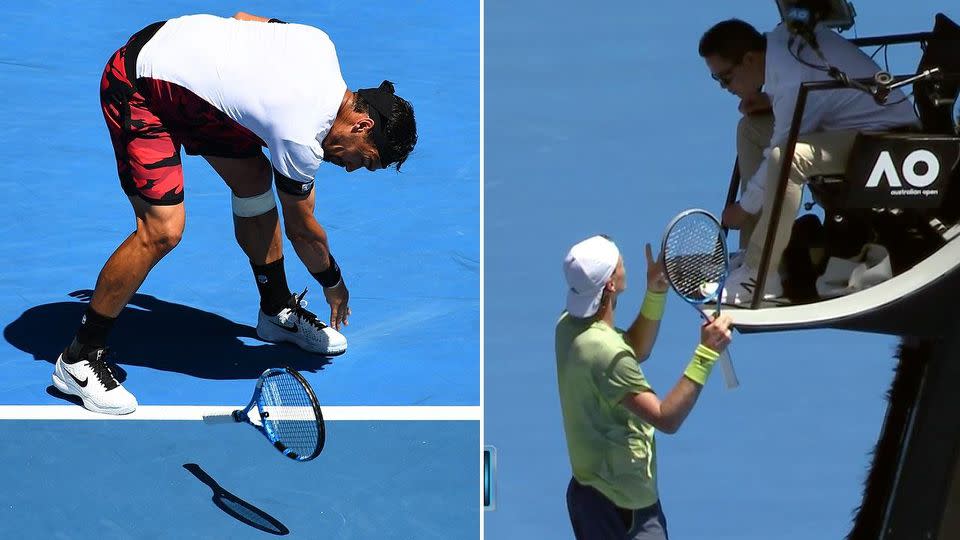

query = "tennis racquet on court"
[203, 367, 326, 461]
[661, 209, 740, 389]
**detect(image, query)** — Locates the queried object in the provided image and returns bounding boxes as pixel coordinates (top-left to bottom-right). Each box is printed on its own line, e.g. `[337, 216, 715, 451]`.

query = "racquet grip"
[718, 350, 739, 389]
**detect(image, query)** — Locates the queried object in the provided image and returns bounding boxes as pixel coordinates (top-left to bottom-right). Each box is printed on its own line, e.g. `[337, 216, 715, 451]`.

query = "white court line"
[0, 405, 480, 421]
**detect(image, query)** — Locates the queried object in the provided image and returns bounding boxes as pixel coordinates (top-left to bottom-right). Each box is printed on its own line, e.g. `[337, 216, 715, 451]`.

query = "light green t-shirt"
[555, 311, 659, 509]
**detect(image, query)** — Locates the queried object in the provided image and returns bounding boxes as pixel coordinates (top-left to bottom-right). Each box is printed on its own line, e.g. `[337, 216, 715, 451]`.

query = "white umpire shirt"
[740, 23, 919, 215]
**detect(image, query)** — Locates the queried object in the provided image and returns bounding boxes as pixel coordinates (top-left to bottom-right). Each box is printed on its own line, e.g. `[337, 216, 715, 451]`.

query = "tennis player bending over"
[52, 12, 417, 415]
[556, 235, 733, 539]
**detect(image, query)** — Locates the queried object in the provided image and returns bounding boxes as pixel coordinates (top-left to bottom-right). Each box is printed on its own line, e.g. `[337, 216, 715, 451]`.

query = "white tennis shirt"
[136, 14, 347, 184]
[740, 23, 919, 214]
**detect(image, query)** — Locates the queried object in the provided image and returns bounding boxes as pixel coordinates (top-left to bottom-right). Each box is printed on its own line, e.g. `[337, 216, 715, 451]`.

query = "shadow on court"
[4, 290, 332, 380]
[184, 463, 290, 536]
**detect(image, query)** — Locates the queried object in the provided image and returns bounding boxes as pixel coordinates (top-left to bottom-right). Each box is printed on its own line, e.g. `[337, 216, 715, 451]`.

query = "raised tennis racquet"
[661, 209, 740, 389]
[203, 367, 326, 461]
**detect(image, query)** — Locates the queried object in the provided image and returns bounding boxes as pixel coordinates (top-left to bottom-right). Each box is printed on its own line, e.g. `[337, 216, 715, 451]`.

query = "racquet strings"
[663, 213, 728, 302]
[257, 370, 320, 459]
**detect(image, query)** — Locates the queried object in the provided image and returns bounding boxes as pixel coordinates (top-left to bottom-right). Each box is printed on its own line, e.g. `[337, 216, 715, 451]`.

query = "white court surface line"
[0, 405, 480, 421]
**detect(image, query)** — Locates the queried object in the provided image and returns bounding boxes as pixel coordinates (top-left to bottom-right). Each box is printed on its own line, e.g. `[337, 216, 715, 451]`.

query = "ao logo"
[866, 149, 940, 189]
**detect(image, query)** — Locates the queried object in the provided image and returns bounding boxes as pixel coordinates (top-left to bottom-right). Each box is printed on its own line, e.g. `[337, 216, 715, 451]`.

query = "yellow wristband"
[683, 344, 720, 386]
[640, 290, 667, 321]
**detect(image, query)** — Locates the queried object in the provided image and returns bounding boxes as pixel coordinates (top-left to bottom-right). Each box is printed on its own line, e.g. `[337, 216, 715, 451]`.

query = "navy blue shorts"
[566, 478, 669, 540]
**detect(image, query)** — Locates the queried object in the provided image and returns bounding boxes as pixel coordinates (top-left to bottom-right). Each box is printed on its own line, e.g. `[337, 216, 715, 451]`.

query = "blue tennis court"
[0, 420, 476, 539]
[0, 1, 479, 537]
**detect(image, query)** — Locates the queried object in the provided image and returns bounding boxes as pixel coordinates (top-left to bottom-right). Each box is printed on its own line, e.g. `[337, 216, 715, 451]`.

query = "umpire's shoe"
[256, 289, 347, 356]
[52, 346, 137, 415]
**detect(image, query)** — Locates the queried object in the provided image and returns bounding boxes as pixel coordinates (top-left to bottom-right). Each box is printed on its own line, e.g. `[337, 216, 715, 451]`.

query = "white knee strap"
[232, 187, 277, 217]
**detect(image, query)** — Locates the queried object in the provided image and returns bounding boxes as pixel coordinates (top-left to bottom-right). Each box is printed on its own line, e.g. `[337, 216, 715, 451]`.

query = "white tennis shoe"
[256, 289, 347, 356]
[699, 281, 721, 299]
[720, 264, 784, 305]
[52, 348, 137, 415]
[729, 249, 746, 270]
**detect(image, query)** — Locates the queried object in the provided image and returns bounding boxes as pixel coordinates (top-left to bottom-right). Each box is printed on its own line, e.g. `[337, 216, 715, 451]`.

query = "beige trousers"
[736, 114, 860, 276]
[735, 114, 774, 250]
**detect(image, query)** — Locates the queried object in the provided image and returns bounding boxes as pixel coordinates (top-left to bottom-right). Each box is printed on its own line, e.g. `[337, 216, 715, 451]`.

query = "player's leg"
[626, 500, 669, 540]
[54, 46, 183, 415]
[203, 153, 291, 315]
[54, 197, 184, 414]
[89, 198, 185, 317]
[565, 478, 631, 539]
[203, 154, 346, 356]
[203, 152, 282, 265]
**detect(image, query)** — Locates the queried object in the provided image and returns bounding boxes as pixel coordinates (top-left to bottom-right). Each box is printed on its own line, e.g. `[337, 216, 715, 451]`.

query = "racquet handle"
[202, 412, 240, 424]
[718, 349, 739, 389]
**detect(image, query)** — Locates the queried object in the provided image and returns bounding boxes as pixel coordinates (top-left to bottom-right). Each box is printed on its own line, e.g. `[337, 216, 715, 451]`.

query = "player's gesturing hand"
[645, 243, 669, 293]
[323, 281, 351, 330]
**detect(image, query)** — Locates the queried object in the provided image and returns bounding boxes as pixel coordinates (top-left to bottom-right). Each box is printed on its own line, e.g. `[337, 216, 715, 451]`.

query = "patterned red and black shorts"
[100, 22, 266, 205]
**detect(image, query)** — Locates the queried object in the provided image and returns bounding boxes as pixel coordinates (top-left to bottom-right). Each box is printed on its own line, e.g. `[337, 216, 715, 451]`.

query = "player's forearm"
[625, 290, 667, 362]
[277, 189, 334, 273]
[657, 376, 704, 434]
[287, 227, 333, 273]
[659, 344, 718, 433]
[282, 210, 333, 273]
[286, 218, 344, 291]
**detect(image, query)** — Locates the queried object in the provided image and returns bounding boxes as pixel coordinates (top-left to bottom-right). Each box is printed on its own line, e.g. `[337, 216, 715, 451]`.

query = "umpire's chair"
[801, 13, 960, 278]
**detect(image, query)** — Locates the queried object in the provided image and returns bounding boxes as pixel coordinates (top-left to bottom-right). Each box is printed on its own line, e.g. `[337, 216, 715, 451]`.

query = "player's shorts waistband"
[124, 20, 166, 93]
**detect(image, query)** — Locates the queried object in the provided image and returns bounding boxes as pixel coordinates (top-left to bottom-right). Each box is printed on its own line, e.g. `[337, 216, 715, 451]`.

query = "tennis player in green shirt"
[556, 235, 733, 539]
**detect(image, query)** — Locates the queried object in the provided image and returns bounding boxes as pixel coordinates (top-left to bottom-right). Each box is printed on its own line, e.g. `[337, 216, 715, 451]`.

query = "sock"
[252, 257, 293, 316]
[67, 306, 116, 364]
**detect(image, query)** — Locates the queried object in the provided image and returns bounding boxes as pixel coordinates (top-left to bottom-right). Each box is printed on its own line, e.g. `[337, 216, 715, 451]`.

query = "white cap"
[563, 235, 620, 318]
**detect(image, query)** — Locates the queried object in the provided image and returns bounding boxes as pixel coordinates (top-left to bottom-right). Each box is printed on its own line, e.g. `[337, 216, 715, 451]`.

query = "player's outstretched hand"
[323, 282, 351, 331]
[700, 314, 733, 354]
[645, 243, 668, 293]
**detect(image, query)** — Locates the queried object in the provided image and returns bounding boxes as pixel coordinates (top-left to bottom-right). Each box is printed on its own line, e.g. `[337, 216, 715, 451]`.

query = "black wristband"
[267, 18, 287, 23]
[273, 167, 314, 197]
[311, 253, 342, 288]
